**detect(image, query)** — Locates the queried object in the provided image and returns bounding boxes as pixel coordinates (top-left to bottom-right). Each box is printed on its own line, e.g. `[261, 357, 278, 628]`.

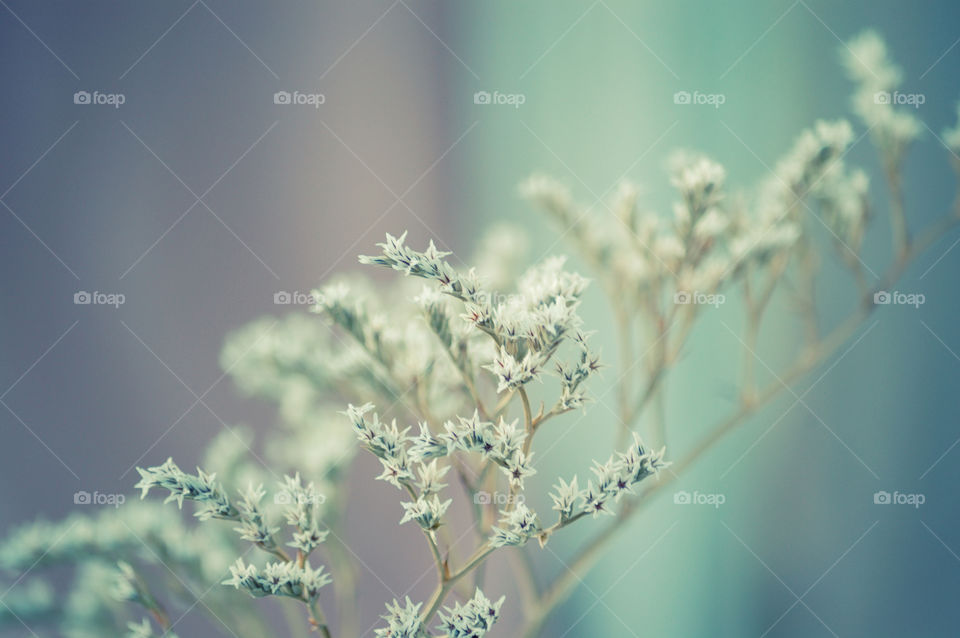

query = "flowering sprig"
[135, 458, 237, 521]
[550, 476, 581, 522]
[545, 433, 669, 528]
[279, 474, 329, 556]
[400, 495, 452, 531]
[375, 597, 426, 638]
[134, 461, 335, 636]
[843, 30, 921, 170]
[490, 503, 541, 548]
[234, 483, 280, 553]
[436, 588, 505, 637]
[111, 561, 169, 630]
[223, 558, 331, 600]
[361, 235, 596, 410]
[554, 331, 602, 412]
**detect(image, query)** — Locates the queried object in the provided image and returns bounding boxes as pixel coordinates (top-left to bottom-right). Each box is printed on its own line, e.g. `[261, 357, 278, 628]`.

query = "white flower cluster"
[524, 116, 876, 322]
[0, 502, 241, 636]
[555, 331, 602, 410]
[843, 30, 921, 167]
[550, 433, 668, 521]
[399, 494, 452, 531]
[490, 502, 541, 547]
[524, 158, 741, 315]
[234, 483, 280, 553]
[135, 458, 237, 521]
[0, 502, 232, 581]
[221, 315, 359, 479]
[279, 474, 330, 555]
[310, 276, 474, 424]
[134, 459, 335, 615]
[109, 561, 145, 605]
[759, 119, 871, 248]
[223, 557, 331, 601]
[345, 402, 415, 489]
[360, 233, 598, 404]
[346, 404, 538, 527]
[436, 588, 505, 637]
[375, 597, 425, 638]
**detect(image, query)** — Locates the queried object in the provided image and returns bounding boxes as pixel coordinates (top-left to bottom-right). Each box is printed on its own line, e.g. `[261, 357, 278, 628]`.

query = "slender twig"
[885, 163, 909, 260]
[306, 597, 333, 638]
[420, 543, 497, 623]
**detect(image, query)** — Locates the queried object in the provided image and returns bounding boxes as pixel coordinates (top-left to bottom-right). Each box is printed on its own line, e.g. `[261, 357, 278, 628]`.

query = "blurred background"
[2, 1, 960, 636]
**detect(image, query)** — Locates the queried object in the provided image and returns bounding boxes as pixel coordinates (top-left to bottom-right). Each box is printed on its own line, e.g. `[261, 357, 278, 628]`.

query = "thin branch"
[522, 211, 960, 634]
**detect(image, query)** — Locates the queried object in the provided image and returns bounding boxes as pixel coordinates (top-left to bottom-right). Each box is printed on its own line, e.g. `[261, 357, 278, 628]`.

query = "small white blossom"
[399, 494, 452, 531]
[414, 459, 450, 495]
[436, 587, 504, 638]
[501, 451, 537, 490]
[375, 597, 425, 638]
[223, 558, 331, 601]
[490, 503, 541, 548]
[485, 347, 539, 393]
[550, 476, 582, 521]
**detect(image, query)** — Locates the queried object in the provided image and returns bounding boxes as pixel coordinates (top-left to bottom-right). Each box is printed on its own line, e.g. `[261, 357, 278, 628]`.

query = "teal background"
[455, 1, 960, 636]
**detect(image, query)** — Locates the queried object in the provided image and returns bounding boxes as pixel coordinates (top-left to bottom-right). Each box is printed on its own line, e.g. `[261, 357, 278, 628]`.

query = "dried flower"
[436, 588, 504, 637]
[376, 597, 425, 638]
